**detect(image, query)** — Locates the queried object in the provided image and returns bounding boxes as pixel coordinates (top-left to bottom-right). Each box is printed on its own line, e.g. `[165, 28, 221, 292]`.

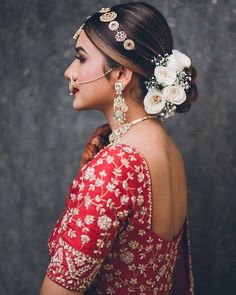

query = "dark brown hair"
[83, 1, 198, 113]
[80, 2, 198, 167]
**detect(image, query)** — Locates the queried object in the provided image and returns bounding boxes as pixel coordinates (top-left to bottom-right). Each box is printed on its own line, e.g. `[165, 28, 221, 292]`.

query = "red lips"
[72, 88, 79, 95]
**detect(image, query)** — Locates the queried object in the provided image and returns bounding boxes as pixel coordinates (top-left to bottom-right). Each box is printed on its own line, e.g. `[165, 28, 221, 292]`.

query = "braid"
[80, 123, 112, 169]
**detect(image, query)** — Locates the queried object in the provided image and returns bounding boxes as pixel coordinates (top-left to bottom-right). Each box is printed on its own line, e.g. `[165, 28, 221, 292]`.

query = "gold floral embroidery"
[47, 237, 104, 292]
[47, 144, 183, 294]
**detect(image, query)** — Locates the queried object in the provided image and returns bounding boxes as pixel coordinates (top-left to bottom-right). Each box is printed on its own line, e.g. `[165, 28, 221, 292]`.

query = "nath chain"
[68, 68, 113, 95]
[76, 68, 113, 85]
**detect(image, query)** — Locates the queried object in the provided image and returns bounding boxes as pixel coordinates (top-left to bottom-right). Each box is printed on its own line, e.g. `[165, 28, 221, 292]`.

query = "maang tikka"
[113, 82, 128, 125]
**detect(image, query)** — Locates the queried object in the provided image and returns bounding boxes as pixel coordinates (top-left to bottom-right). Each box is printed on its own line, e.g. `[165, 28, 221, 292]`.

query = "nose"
[64, 60, 77, 80]
[64, 66, 71, 80]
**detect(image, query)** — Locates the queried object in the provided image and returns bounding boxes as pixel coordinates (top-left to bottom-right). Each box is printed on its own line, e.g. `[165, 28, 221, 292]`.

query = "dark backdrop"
[0, 0, 235, 294]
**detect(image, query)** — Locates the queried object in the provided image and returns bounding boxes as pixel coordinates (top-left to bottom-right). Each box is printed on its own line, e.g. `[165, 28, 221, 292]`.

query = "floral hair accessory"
[144, 49, 192, 120]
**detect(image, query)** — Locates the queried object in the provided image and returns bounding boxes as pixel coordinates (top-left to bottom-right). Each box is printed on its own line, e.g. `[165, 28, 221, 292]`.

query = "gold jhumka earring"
[113, 82, 128, 125]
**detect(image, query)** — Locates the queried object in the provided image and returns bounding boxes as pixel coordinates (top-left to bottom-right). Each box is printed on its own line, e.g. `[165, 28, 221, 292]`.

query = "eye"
[75, 55, 86, 63]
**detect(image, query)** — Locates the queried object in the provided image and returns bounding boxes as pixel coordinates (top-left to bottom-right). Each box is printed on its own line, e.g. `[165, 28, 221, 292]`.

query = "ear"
[111, 66, 133, 92]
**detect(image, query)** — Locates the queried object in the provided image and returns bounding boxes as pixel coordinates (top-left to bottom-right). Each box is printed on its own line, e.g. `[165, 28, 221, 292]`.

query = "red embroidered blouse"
[47, 143, 185, 294]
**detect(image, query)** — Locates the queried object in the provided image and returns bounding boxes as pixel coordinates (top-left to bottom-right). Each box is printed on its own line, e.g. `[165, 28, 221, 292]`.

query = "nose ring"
[69, 74, 77, 95]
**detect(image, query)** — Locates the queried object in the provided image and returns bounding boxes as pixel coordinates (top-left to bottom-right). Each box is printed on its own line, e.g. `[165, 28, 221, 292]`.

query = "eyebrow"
[75, 46, 88, 54]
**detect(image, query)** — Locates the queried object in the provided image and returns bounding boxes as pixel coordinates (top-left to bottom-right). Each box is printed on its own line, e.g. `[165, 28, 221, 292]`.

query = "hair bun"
[176, 65, 198, 113]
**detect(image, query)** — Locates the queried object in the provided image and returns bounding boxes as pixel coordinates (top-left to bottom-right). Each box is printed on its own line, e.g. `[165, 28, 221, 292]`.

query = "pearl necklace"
[108, 115, 157, 146]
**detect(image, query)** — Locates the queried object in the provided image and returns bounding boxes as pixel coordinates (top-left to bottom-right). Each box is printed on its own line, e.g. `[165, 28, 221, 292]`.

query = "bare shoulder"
[118, 120, 183, 186]
[119, 119, 180, 165]
[119, 120, 187, 239]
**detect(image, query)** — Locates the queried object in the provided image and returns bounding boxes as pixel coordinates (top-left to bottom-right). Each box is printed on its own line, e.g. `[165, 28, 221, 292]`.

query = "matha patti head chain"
[71, 7, 192, 123]
[73, 7, 135, 51]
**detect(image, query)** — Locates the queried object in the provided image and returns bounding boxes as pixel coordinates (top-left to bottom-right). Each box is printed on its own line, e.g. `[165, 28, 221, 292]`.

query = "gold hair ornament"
[73, 16, 91, 40]
[72, 8, 135, 51]
[99, 7, 135, 51]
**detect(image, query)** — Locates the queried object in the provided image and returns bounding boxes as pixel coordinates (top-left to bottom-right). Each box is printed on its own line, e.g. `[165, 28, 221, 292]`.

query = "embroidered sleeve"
[46, 145, 146, 292]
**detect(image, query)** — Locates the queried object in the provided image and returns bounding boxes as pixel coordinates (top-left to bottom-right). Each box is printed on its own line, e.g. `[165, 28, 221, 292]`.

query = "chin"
[72, 98, 94, 111]
[72, 99, 84, 111]
[72, 93, 105, 111]
[72, 95, 85, 109]
[72, 101, 86, 111]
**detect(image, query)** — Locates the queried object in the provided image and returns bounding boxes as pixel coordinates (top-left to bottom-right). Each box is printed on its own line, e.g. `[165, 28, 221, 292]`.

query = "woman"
[40, 2, 197, 295]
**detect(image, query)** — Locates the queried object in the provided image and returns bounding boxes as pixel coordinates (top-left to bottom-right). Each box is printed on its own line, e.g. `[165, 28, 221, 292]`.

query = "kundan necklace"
[108, 115, 157, 145]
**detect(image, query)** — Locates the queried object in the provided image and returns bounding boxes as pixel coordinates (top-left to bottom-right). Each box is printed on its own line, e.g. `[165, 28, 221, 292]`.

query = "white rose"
[167, 49, 191, 72]
[143, 88, 166, 114]
[154, 66, 176, 86]
[162, 85, 187, 105]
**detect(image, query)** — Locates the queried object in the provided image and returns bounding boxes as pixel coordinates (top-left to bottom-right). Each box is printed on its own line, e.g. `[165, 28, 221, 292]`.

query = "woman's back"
[119, 119, 188, 242]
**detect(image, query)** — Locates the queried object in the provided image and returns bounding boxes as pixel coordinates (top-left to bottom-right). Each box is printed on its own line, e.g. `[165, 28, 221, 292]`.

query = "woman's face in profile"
[64, 30, 115, 111]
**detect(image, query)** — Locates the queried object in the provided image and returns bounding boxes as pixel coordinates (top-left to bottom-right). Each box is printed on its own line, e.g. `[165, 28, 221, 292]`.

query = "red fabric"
[170, 216, 194, 295]
[47, 143, 194, 294]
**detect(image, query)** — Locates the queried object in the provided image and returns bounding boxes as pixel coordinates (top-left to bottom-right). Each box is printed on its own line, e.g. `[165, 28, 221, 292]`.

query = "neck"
[103, 103, 160, 132]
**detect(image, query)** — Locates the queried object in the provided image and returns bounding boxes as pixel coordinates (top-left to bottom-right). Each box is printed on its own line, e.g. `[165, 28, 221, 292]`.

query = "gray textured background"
[0, 0, 235, 294]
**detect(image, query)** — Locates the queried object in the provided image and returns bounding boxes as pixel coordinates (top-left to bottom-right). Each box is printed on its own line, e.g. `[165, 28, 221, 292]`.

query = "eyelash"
[75, 55, 86, 63]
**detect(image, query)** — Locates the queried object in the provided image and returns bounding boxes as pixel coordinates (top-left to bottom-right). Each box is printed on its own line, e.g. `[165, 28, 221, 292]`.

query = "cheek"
[74, 77, 114, 110]
[78, 66, 94, 81]
[77, 60, 103, 81]
[78, 65, 114, 97]
[73, 60, 115, 107]
[82, 79, 113, 102]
